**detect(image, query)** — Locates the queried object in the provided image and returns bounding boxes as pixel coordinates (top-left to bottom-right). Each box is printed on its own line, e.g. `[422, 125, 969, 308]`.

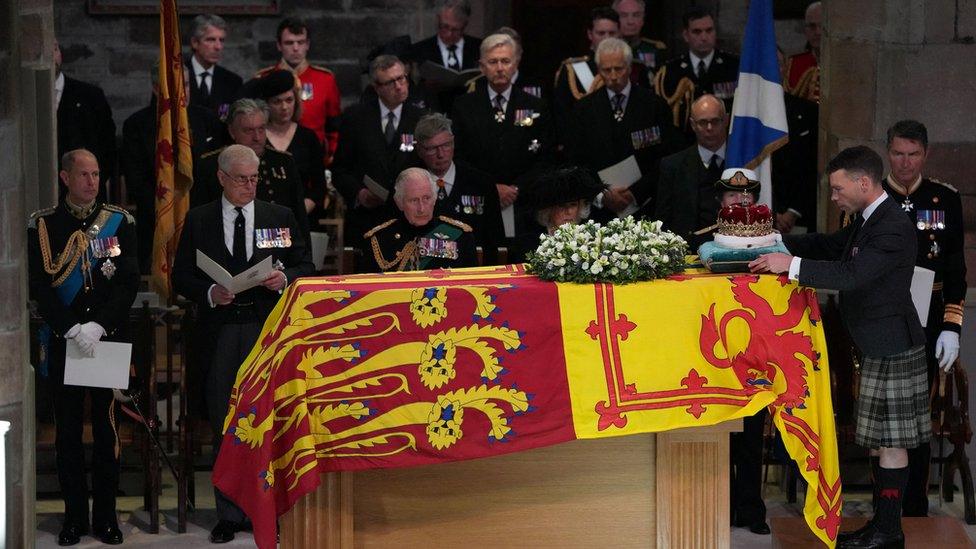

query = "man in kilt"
[750, 146, 928, 549]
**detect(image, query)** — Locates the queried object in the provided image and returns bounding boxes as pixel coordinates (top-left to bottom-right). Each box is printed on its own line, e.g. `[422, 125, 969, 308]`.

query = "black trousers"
[731, 409, 768, 525]
[49, 339, 120, 529]
[207, 319, 261, 523]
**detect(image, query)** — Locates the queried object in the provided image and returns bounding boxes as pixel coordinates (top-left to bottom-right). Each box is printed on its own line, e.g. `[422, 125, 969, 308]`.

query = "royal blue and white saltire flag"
[726, 0, 788, 207]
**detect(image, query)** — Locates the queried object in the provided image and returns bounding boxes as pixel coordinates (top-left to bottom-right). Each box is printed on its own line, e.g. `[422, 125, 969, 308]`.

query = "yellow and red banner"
[214, 265, 841, 548]
[151, 0, 193, 301]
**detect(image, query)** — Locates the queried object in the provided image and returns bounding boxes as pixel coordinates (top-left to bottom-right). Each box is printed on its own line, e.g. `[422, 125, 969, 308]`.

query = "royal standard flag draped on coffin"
[213, 265, 841, 549]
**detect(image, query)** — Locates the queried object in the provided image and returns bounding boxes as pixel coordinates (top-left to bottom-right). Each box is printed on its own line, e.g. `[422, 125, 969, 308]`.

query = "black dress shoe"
[57, 523, 87, 546]
[210, 520, 240, 544]
[838, 526, 904, 549]
[748, 521, 771, 535]
[837, 520, 875, 543]
[93, 523, 124, 545]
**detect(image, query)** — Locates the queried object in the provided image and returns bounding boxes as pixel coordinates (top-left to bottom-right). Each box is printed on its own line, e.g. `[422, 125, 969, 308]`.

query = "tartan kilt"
[855, 345, 931, 449]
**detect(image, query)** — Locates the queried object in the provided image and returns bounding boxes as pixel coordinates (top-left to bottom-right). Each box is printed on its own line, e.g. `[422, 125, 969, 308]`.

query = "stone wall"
[821, 0, 976, 266]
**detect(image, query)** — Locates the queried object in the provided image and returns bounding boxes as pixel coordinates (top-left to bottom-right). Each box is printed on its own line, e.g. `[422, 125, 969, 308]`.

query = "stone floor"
[35, 469, 976, 548]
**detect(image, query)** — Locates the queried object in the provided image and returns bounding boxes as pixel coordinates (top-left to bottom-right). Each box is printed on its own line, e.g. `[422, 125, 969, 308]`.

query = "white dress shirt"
[379, 100, 403, 132]
[689, 50, 716, 77]
[222, 195, 255, 259]
[190, 55, 212, 89]
[55, 72, 65, 109]
[437, 37, 466, 68]
[435, 162, 457, 197]
[605, 82, 632, 112]
[788, 192, 889, 280]
[488, 86, 512, 111]
[698, 143, 726, 167]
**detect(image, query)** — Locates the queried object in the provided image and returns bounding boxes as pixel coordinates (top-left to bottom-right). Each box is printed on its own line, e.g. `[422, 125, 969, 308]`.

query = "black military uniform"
[192, 146, 311, 241]
[771, 94, 819, 232]
[653, 50, 739, 142]
[27, 201, 139, 543]
[629, 37, 668, 89]
[361, 214, 476, 273]
[552, 56, 603, 146]
[883, 174, 968, 517]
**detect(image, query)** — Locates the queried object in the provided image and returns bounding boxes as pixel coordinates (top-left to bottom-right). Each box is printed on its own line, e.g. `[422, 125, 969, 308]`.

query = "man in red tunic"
[255, 18, 342, 165]
[783, 1, 821, 102]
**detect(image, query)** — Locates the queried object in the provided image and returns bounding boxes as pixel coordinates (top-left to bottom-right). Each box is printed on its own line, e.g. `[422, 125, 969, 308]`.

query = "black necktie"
[233, 206, 246, 262]
[706, 154, 722, 182]
[493, 94, 506, 115]
[384, 111, 397, 145]
[200, 71, 211, 99]
[844, 215, 865, 258]
[696, 60, 706, 79]
[447, 44, 460, 71]
[612, 93, 625, 121]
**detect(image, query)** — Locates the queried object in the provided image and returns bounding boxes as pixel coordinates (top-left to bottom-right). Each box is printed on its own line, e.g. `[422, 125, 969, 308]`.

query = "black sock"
[870, 455, 881, 513]
[874, 466, 909, 534]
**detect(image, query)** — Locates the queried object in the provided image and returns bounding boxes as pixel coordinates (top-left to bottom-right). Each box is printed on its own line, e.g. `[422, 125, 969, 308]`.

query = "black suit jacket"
[433, 160, 504, 265]
[57, 75, 117, 198]
[185, 56, 243, 118]
[784, 196, 926, 357]
[412, 34, 482, 114]
[771, 94, 819, 230]
[571, 85, 679, 220]
[122, 98, 226, 272]
[172, 199, 314, 325]
[451, 86, 555, 236]
[331, 100, 426, 207]
[654, 144, 719, 249]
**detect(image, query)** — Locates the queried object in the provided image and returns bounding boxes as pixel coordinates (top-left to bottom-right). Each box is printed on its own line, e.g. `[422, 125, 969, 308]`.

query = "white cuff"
[593, 190, 606, 209]
[207, 284, 217, 308]
[788, 256, 802, 281]
[787, 208, 802, 217]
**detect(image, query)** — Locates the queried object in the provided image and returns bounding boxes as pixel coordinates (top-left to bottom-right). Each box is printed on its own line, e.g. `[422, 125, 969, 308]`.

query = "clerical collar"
[885, 173, 923, 196]
[65, 198, 97, 220]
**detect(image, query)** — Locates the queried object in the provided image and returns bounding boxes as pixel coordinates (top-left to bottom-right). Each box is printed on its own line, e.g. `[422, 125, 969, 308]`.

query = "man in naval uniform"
[28, 149, 139, 546]
[463, 26, 546, 101]
[192, 98, 311, 242]
[254, 17, 342, 165]
[653, 6, 739, 143]
[784, 1, 822, 103]
[552, 7, 620, 147]
[361, 167, 476, 272]
[882, 120, 967, 518]
[172, 144, 314, 543]
[612, 0, 667, 89]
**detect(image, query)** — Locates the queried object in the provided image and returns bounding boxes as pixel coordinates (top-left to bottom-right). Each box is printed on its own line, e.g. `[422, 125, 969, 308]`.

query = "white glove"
[935, 330, 960, 372]
[74, 322, 106, 358]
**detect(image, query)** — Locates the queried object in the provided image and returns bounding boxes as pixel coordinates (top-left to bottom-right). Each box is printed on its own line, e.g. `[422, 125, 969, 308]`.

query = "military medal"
[713, 81, 737, 99]
[419, 236, 458, 259]
[613, 109, 625, 122]
[901, 197, 914, 212]
[301, 82, 313, 101]
[528, 139, 541, 153]
[514, 109, 539, 127]
[522, 86, 542, 98]
[494, 109, 506, 123]
[930, 240, 941, 257]
[639, 52, 656, 68]
[916, 210, 944, 230]
[101, 258, 116, 279]
[399, 133, 415, 152]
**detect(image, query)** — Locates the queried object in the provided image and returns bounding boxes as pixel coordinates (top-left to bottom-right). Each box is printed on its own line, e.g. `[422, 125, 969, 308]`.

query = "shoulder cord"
[37, 217, 89, 287]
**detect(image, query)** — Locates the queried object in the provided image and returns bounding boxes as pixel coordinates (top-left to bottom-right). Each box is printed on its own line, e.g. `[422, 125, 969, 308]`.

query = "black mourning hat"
[240, 69, 296, 101]
[526, 166, 606, 211]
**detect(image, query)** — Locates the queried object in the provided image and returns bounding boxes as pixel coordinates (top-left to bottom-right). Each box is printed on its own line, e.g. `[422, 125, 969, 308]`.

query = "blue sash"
[55, 211, 123, 306]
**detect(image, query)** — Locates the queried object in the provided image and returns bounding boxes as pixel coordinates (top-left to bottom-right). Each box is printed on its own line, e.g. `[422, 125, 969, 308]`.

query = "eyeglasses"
[220, 170, 259, 186]
[420, 140, 455, 154]
[376, 74, 408, 88]
[691, 117, 724, 128]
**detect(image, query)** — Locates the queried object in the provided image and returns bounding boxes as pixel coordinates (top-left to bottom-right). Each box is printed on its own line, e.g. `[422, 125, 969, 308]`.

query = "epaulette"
[438, 215, 473, 232]
[253, 65, 276, 78]
[308, 64, 333, 74]
[200, 146, 227, 159]
[364, 218, 397, 239]
[930, 178, 959, 193]
[28, 206, 56, 229]
[103, 204, 136, 224]
[640, 37, 667, 49]
[465, 74, 484, 93]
